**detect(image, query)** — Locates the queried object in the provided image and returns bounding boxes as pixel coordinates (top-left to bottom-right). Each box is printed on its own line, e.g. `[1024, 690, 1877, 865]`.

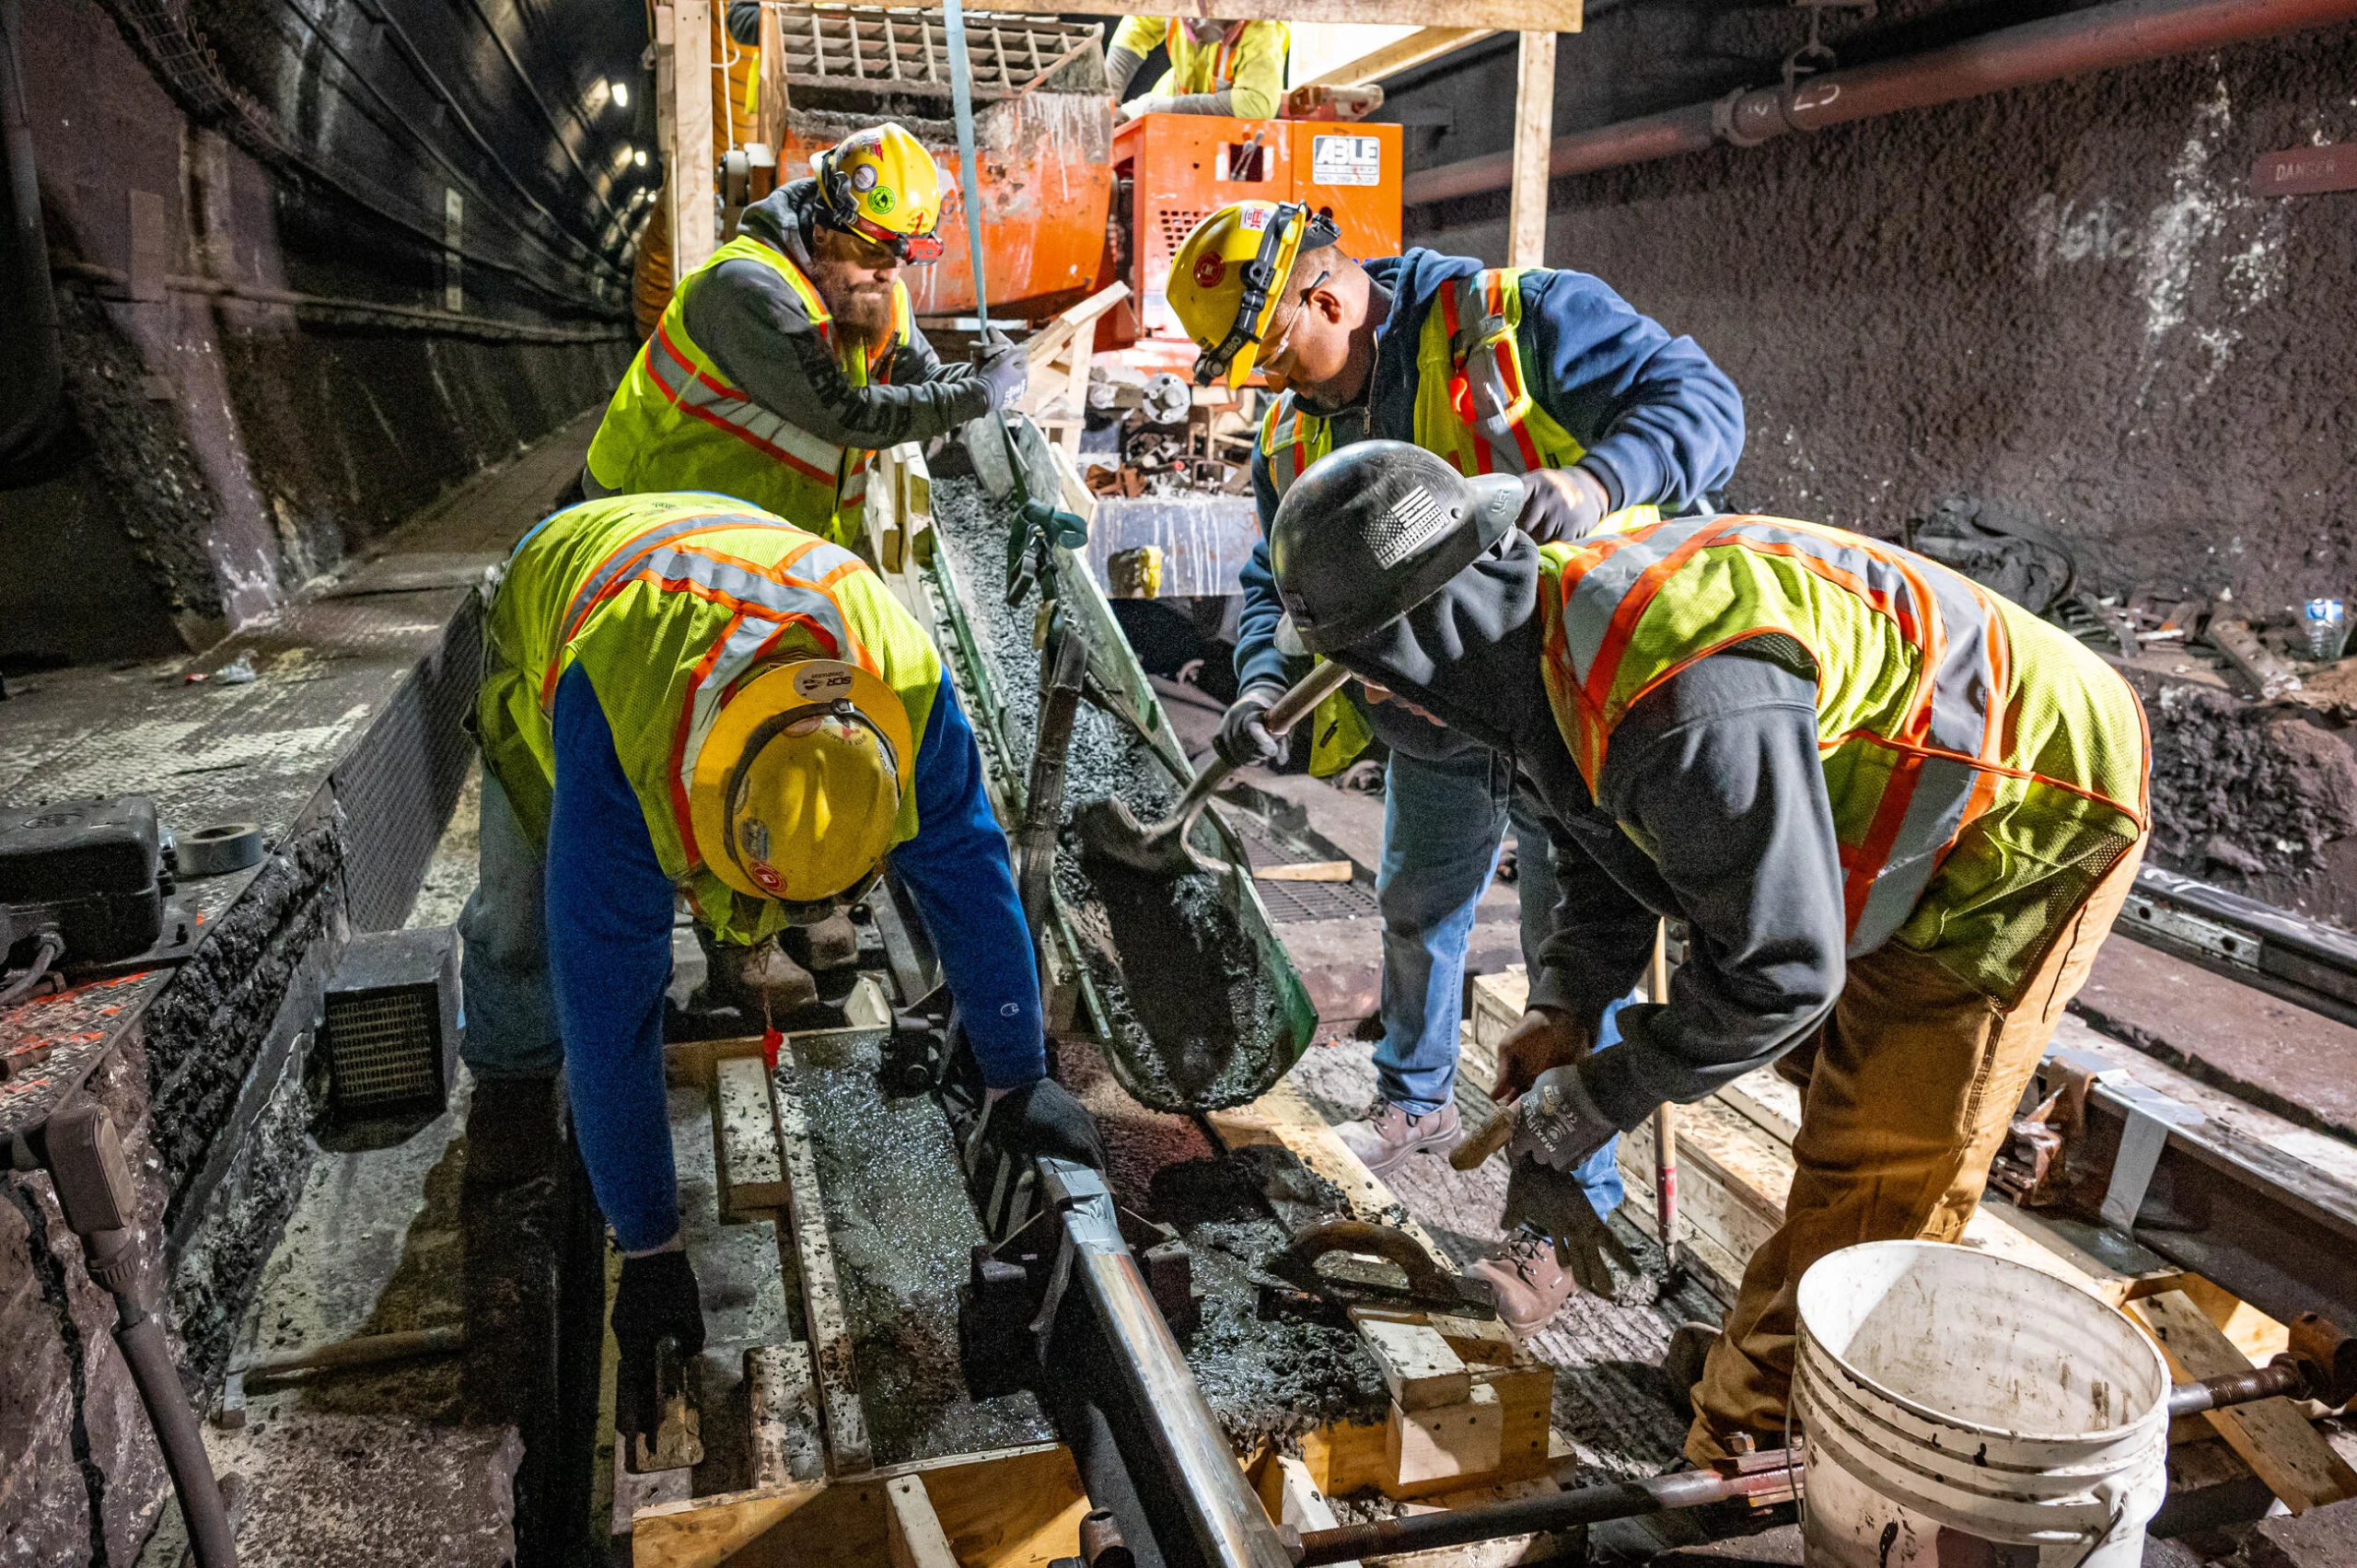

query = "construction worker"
[458, 491, 1103, 1454]
[587, 124, 1027, 551]
[1104, 17, 1290, 122]
[1163, 203, 1742, 1207]
[1267, 440, 2151, 1465]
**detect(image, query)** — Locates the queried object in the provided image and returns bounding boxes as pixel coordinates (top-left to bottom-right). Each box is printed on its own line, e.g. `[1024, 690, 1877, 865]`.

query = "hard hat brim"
[689, 660, 915, 901]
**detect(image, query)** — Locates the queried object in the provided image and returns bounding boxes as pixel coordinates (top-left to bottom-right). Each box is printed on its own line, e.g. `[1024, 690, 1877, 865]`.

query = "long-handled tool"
[1016, 614, 1089, 934]
[1074, 660, 1353, 878]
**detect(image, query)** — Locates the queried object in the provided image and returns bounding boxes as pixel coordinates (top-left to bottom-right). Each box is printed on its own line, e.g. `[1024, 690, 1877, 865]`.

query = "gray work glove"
[1213, 680, 1290, 769]
[972, 331, 1028, 413]
[1515, 465, 1612, 544]
[1507, 1063, 1620, 1173]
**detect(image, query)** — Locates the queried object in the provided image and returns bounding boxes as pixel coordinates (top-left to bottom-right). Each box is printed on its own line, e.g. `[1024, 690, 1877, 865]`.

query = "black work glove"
[983, 1078, 1107, 1171]
[972, 331, 1028, 413]
[612, 1250, 705, 1443]
[1213, 681, 1290, 769]
[1515, 465, 1611, 544]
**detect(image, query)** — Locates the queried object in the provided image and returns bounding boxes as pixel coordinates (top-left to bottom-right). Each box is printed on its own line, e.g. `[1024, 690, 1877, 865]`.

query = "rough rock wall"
[1407, 22, 2357, 617]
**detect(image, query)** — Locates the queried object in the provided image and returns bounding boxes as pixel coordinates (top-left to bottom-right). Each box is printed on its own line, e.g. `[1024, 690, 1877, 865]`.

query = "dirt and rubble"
[928, 473, 1290, 1111]
[2143, 681, 2357, 885]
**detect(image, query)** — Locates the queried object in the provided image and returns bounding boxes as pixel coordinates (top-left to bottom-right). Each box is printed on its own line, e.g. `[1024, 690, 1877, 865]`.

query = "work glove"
[1489, 1005, 1593, 1103]
[1515, 465, 1612, 544]
[1117, 95, 1177, 124]
[1502, 1157, 1636, 1296]
[983, 1077, 1108, 1171]
[972, 331, 1028, 413]
[1507, 1063, 1620, 1174]
[612, 1250, 706, 1445]
[1213, 680, 1291, 769]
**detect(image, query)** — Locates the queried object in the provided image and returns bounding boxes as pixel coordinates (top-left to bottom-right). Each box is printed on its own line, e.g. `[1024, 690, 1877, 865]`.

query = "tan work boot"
[1336, 1099, 1461, 1176]
[1468, 1225, 1582, 1335]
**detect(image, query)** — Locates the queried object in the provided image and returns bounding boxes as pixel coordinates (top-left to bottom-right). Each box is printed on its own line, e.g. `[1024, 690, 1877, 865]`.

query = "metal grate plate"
[324, 988, 441, 1109]
[764, 5, 1103, 99]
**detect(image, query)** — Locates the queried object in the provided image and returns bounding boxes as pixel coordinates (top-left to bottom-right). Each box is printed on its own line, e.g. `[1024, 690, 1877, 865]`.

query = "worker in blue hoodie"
[1165, 202, 1743, 1318]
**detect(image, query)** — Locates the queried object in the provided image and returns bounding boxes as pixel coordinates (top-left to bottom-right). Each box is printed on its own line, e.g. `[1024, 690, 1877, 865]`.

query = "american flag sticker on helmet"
[1364, 484, 1452, 569]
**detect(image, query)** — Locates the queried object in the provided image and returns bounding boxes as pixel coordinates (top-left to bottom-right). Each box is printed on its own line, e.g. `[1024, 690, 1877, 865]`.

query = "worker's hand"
[1490, 1005, 1591, 1102]
[972, 331, 1028, 413]
[1213, 681, 1290, 768]
[1118, 95, 1175, 123]
[1508, 1063, 1620, 1173]
[1515, 466, 1612, 544]
[611, 1250, 706, 1443]
[983, 1077, 1108, 1171]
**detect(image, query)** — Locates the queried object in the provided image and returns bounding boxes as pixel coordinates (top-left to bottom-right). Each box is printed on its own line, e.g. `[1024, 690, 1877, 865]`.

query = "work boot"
[1663, 1320, 1721, 1420]
[697, 933, 819, 1018]
[781, 912, 861, 1002]
[1336, 1099, 1460, 1176]
[1467, 1224, 1582, 1335]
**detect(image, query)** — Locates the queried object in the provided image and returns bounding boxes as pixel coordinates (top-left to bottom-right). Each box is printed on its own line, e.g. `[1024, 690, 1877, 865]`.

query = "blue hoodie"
[1234, 249, 1746, 695]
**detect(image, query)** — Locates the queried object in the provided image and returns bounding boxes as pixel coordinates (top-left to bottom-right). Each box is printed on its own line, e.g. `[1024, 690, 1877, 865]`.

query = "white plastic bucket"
[1792, 1241, 2170, 1568]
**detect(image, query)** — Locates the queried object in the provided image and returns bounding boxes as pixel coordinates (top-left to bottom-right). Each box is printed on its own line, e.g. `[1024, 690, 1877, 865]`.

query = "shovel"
[1074, 660, 1353, 878]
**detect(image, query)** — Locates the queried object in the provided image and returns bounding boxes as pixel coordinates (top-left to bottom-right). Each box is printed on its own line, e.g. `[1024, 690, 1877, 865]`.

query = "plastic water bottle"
[2305, 598, 2347, 661]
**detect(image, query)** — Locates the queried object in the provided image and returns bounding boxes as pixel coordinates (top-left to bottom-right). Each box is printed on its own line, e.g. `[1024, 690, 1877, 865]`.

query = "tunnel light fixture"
[633, 146, 647, 167]
[611, 79, 630, 109]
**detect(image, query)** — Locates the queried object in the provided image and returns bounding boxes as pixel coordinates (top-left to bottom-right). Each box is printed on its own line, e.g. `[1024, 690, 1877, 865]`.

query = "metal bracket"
[2099, 1086, 2209, 1233]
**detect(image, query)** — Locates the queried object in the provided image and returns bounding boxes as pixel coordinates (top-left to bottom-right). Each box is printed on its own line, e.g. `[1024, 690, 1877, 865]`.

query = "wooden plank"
[748, 1342, 828, 1490]
[1254, 860, 1355, 882]
[670, 0, 717, 275]
[1358, 1313, 1472, 1411]
[1300, 26, 1497, 87]
[1023, 281, 1130, 369]
[1505, 32, 1556, 269]
[2131, 1290, 2357, 1513]
[885, 1475, 961, 1568]
[2209, 618, 2302, 700]
[715, 1053, 790, 1216]
[756, 3, 788, 154]
[962, 0, 1573, 26]
[772, 1053, 876, 1475]
[1388, 1383, 1503, 1487]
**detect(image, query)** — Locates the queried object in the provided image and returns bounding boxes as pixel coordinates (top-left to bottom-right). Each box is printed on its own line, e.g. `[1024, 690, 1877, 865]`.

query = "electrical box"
[319, 927, 461, 1122]
[0, 796, 167, 970]
[1113, 114, 1405, 355]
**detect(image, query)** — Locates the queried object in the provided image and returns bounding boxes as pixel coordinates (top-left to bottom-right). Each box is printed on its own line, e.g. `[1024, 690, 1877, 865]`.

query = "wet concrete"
[929, 476, 1289, 1110]
[793, 1030, 1051, 1465]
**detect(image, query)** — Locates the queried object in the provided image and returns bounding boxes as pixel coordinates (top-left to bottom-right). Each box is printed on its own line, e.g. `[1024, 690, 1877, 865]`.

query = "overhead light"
[611, 80, 630, 109]
[633, 146, 647, 167]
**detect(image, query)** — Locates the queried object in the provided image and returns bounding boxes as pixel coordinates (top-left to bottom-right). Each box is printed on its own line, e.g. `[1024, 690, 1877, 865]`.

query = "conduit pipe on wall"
[1400, 0, 2357, 206]
[0, 0, 64, 466]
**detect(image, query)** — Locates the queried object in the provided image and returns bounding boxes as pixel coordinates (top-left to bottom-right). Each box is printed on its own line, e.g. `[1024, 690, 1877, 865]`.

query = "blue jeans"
[1376, 742, 1625, 1217]
[457, 770, 565, 1078]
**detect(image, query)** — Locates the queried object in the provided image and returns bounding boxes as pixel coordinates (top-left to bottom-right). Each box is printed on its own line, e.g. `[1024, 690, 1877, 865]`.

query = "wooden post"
[669, 0, 717, 276]
[755, 1, 789, 157]
[1650, 921, 1679, 1258]
[1506, 31, 1556, 269]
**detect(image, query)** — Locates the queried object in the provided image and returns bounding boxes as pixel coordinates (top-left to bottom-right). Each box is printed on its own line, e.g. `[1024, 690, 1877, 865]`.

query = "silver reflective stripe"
[647, 329, 847, 481]
[1556, 519, 1702, 681]
[563, 513, 761, 635]
[631, 545, 857, 644]
[1457, 280, 1530, 476]
[1847, 750, 1983, 956]
[1920, 560, 2000, 760]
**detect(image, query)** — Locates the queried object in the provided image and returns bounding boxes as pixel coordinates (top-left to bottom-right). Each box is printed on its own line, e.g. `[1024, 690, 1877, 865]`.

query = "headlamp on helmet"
[813, 124, 946, 264]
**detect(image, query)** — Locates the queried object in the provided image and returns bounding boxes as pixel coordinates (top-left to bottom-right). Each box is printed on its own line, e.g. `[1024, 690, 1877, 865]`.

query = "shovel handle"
[1263, 659, 1355, 738]
[1450, 1104, 1517, 1171]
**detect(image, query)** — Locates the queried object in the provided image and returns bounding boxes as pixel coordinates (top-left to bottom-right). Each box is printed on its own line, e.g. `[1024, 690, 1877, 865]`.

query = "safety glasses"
[845, 210, 943, 264]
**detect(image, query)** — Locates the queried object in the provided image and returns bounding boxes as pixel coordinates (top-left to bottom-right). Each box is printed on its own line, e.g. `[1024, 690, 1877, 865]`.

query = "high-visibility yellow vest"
[1259, 267, 1664, 776]
[586, 232, 913, 552]
[476, 493, 945, 946]
[1535, 515, 2150, 1001]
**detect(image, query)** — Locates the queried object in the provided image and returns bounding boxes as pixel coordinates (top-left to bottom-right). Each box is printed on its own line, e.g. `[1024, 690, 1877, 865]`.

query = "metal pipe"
[1040, 1159, 1297, 1568]
[2167, 1359, 2309, 1418]
[1294, 1463, 1782, 1566]
[1401, 0, 2357, 206]
[0, 0, 64, 465]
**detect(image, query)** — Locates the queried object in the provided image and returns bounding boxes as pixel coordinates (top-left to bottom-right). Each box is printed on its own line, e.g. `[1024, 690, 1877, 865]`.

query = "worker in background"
[459, 491, 1103, 1452]
[1104, 17, 1289, 122]
[1267, 439, 2151, 1465]
[1163, 203, 1742, 1230]
[588, 124, 1028, 552]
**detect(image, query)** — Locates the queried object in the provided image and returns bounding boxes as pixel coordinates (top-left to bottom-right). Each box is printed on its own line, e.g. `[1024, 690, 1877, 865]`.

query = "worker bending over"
[1269, 441, 2149, 1464]
[1105, 17, 1289, 122]
[459, 492, 1101, 1448]
[586, 125, 1026, 550]
[1164, 202, 1741, 1215]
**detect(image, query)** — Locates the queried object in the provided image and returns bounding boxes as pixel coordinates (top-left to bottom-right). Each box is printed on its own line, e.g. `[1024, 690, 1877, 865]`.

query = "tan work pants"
[1684, 838, 2146, 1464]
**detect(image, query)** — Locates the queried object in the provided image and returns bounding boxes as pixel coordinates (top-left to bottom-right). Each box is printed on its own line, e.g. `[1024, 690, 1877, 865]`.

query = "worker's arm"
[726, 1, 761, 43]
[543, 665, 686, 1255]
[683, 262, 991, 449]
[889, 674, 1048, 1088]
[1123, 21, 1285, 118]
[1572, 649, 1846, 1130]
[1105, 16, 1163, 98]
[1521, 270, 1745, 515]
[1231, 444, 1292, 692]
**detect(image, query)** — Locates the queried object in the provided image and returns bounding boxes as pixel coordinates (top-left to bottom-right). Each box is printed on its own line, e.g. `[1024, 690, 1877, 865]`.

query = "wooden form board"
[1208, 1080, 1557, 1500]
[2131, 1291, 2357, 1514]
[633, 1440, 1089, 1568]
[1505, 32, 1555, 270]
[1300, 26, 1497, 87]
[1020, 284, 1130, 460]
[715, 1053, 790, 1217]
[771, 1049, 876, 1476]
[971, 0, 1576, 29]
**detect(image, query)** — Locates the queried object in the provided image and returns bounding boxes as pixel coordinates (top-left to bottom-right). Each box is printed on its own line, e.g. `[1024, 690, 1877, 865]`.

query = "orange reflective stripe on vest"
[1435, 273, 1546, 476]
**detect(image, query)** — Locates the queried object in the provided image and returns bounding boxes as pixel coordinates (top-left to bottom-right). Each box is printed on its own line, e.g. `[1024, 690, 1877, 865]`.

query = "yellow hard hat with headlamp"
[1167, 200, 1341, 389]
[812, 123, 946, 263]
[689, 658, 914, 915]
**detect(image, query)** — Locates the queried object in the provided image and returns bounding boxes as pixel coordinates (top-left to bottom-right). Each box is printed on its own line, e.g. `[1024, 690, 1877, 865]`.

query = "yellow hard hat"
[813, 123, 946, 261]
[1167, 200, 1341, 388]
[689, 659, 915, 911]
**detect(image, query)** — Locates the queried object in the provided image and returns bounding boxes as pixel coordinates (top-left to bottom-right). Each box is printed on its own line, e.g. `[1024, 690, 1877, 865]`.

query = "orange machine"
[1109, 114, 1405, 367]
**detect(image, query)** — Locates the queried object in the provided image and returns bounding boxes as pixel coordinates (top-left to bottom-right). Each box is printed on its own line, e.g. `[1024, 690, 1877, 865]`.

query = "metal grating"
[1154, 207, 1210, 264]
[765, 5, 1102, 99]
[331, 594, 482, 931]
[1218, 806, 1380, 925]
[323, 989, 441, 1109]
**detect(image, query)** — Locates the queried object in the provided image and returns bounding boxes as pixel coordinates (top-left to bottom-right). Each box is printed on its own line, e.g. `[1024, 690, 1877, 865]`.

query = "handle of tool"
[1649, 923, 1679, 1249]
[942, 0, 988, 327]
[1158, 659, 1356, 841]
[1450, 1104, 1517, 1171]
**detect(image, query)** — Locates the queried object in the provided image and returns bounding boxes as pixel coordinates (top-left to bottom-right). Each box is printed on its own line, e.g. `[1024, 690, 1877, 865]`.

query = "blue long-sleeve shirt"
[544, 661, 1041, 1252]
[1235, 249, 1746, 692]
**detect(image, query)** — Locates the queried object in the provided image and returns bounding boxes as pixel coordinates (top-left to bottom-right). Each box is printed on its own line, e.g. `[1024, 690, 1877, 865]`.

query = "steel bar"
[2167, 1360, 2308, 1418]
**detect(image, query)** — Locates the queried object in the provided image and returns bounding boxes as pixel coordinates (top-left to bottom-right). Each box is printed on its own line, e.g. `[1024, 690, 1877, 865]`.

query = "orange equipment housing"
[1109, 114, 1405, 371]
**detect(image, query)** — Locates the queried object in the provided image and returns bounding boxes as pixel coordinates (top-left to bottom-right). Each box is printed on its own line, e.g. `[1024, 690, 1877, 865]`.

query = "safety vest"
[475, 493, 945, 946]
[1259, 267, 1664, 775]
[586, 232, 914, 552]
[1164, 18, 1257, 92]
[1536, 515, 2150, 1001]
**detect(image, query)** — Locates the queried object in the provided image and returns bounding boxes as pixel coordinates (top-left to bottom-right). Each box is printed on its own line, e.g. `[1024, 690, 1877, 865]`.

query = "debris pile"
[1077, 365, 1256, 498]
[2147, 684, 2357, 877]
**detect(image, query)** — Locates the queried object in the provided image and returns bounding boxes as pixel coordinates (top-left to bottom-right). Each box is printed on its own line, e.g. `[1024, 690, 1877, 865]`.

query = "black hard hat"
[1270, 441, 1523, 656]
